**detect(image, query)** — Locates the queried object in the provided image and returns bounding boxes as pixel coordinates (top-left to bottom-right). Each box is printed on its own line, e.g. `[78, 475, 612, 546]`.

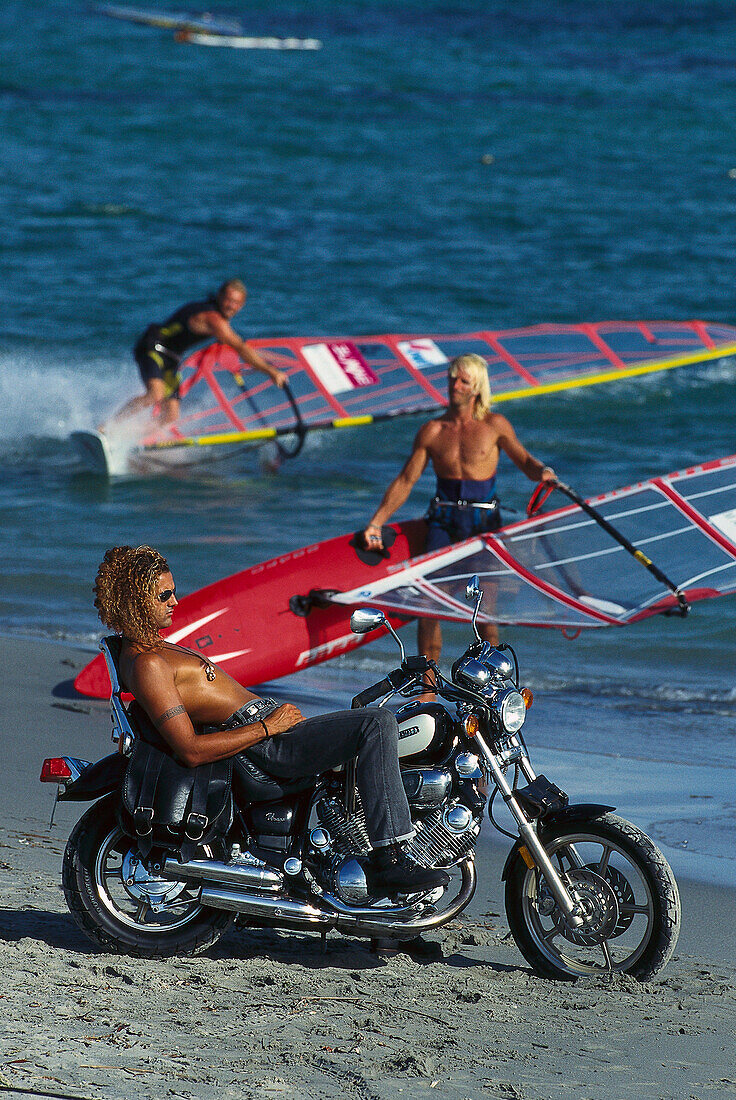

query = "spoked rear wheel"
[505, 813, 680, 980]
[63, 795, 233, 957]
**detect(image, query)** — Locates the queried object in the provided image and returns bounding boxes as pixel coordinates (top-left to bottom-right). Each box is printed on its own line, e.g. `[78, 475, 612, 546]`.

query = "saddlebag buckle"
[513, 775, 568, 820]
[133, 806, 154, 837]
[184, 812, 209, 842]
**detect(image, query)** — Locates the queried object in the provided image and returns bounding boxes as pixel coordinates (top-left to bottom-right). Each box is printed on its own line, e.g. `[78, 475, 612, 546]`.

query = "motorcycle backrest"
[100, 635, 137, 748]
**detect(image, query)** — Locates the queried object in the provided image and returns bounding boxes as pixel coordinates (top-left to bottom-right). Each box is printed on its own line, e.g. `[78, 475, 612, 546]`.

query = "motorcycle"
[40, 576, 680, 979]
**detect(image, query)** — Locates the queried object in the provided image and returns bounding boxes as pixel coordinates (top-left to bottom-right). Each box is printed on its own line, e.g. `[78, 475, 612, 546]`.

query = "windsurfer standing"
[362, 353, 555, 661]
[108, 279, 286, 426]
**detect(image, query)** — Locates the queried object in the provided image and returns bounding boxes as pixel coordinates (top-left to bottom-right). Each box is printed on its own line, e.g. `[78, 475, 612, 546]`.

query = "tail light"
[40, 758, 73, 783]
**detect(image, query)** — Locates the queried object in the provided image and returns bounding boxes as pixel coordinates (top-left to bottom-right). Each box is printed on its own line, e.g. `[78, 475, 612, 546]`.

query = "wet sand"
[1, 637, 735, 1100]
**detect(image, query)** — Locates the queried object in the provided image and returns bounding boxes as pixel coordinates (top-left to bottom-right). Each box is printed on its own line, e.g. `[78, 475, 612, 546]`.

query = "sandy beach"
[1, 636, 735, 1100]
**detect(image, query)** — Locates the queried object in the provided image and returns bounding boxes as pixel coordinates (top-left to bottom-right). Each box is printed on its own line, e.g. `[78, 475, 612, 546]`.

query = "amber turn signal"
[463, 714, 479, 737]
[521, 687, 533, 709]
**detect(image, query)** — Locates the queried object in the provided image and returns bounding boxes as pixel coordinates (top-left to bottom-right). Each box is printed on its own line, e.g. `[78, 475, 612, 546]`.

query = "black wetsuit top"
[135, 297, 223, 359]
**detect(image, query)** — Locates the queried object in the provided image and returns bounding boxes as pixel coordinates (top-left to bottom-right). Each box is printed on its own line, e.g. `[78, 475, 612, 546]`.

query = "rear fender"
[58, 753, 127, 802]
[501, 803, 616, 881]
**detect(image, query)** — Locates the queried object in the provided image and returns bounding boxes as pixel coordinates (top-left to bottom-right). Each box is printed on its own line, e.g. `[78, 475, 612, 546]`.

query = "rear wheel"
[505, 813, 680, 980]
[62, 795, 233, 957]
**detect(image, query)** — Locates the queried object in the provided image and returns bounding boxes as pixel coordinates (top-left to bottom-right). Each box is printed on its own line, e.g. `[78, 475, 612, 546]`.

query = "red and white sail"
[140, 320, 736, 457]
[329, 456, 736, 631]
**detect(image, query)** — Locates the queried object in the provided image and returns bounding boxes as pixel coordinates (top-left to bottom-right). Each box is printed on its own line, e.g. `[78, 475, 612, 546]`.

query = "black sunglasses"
[156, 588, 177, 603]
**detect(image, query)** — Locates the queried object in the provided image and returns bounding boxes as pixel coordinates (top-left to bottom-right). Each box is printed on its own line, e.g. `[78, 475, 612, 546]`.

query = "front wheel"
[504, 812, 680, 980]
[62, 794, 234, 957]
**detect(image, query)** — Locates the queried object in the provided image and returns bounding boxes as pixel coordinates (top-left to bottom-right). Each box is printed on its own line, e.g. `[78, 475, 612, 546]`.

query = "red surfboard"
[74, 520, 427, 699]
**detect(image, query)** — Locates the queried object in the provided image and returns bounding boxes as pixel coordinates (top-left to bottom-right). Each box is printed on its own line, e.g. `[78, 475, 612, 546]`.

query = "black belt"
[430, 498, 499, 510]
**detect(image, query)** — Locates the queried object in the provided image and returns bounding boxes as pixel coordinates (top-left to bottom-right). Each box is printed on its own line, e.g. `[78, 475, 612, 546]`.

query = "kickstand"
[48, 788, 60, 829]
[320, 930, 328, 955]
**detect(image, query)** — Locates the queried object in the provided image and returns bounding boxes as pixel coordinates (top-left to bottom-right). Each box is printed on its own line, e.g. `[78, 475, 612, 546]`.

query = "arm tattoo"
[157, 705, 186, 725]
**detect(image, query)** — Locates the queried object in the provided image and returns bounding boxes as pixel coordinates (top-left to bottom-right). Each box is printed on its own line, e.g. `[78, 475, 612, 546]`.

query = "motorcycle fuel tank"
[396, 702, 455, 765]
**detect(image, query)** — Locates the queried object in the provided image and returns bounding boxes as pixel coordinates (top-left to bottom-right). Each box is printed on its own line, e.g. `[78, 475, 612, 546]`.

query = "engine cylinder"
[315, 796, 371, 856]
[406, 803, 481, 868]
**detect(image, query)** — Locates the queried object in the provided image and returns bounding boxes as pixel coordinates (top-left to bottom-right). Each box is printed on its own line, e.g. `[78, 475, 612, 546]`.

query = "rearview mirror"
[465, 575, 482, 605]
[350, 607, 387, 635]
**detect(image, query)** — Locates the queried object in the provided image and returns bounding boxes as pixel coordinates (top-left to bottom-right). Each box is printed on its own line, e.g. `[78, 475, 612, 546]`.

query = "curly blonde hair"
[94, 545, 170, 648]
[448, 354, 493, 420]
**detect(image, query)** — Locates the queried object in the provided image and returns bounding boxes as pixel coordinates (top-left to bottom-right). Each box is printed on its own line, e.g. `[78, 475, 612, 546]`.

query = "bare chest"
[428, 420, 500, 478]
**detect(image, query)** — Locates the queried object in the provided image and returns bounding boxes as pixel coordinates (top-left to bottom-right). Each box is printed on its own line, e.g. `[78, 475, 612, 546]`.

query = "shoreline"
[1, 635, 735, 1099]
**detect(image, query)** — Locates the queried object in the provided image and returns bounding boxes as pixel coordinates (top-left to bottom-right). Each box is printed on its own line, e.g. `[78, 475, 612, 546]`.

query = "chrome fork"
[475, 733, 585, 929]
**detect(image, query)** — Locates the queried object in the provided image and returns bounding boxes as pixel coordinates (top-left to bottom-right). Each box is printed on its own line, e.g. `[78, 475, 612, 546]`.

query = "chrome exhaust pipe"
[200, 885, 336, 929]
[199, 858, 476, 940]
[332, 858, 476, 938]
[164, 855, 282, 892]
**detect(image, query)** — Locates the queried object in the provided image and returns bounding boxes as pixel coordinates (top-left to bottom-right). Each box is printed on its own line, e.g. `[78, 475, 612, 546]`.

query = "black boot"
[367, 844, 450, 896]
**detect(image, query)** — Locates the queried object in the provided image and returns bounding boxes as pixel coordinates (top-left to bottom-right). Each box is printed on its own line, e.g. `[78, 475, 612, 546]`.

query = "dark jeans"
[242, 708, 412, 848]
[235, 708, 407, 844]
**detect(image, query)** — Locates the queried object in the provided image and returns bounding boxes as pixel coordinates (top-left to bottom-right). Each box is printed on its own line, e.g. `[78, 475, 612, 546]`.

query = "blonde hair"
[94, 545, 170, 648]
[217, 278, 246, 298]
[448, 354, 492, 420]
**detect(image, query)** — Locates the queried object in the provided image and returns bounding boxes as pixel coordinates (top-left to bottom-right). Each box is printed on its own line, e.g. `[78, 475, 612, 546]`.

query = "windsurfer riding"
[107, 279, 286, 427]
[363, 353, 555, 662]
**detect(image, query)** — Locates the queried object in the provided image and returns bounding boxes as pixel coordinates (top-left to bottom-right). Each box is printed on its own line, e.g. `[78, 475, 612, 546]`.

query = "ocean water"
[1, 0, 735, 882]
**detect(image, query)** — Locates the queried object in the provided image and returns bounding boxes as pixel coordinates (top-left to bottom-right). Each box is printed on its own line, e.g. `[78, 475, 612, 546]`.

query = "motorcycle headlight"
[497, 688, 527, 734]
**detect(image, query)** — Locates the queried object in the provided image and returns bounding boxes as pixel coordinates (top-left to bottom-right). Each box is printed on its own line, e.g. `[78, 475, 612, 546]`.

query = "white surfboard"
[70, 430, 129, 476]
[176, 30, 322, 49]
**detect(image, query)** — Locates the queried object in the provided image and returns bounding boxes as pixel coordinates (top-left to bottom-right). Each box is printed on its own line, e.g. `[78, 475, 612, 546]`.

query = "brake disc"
[546, 868, 620, 947]
[587, 862, 636, 937]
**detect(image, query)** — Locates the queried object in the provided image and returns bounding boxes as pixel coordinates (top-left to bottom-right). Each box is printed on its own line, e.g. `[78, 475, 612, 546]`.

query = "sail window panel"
[674, 466, 736, 515]
[598, 324, 703, 358]
[421, 545, 601, 627]
[372, 559, 596, 628]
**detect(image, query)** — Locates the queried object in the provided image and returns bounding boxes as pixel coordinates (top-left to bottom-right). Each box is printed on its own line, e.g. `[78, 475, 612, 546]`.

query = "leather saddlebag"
[120, 738, 233, 861]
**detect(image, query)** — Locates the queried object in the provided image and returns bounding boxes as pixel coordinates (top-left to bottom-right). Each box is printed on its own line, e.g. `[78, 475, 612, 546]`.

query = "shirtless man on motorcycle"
[363, 353, 556, 661]
[93, 544, 448, 897]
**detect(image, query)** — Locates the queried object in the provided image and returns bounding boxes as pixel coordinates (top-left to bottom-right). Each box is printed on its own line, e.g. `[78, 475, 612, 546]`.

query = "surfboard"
[70, 430, 116, 476]
[73, 520, 428, 699]
[175, 30, 323, 49]
[70, 429, 138, 477]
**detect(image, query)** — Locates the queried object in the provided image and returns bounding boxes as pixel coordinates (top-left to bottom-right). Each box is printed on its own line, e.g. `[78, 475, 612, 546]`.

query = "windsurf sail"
[97, 4, 242, 34]
[139, 320, 736, 460]
[327, 455, 736, 632]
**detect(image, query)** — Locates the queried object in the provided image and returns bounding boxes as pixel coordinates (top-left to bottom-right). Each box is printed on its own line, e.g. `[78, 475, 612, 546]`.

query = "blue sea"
[1, 0, 735, 884]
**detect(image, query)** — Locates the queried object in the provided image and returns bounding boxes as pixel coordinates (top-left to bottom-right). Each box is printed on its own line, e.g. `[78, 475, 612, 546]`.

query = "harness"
[427, 497, 501, 537]
[426, 477, 501, 539]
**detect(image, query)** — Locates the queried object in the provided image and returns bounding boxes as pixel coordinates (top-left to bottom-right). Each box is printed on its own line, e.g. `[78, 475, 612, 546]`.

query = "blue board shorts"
[425, 477, 501, 552]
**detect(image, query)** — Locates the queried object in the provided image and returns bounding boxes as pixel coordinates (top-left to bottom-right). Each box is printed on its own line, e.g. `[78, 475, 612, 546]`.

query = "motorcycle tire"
[62, 794, 234, 958]
[504, 812, 680, 981]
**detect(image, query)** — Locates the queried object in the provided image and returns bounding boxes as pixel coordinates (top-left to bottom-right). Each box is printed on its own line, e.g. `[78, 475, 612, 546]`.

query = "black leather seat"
[231, 754, 313, 803]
